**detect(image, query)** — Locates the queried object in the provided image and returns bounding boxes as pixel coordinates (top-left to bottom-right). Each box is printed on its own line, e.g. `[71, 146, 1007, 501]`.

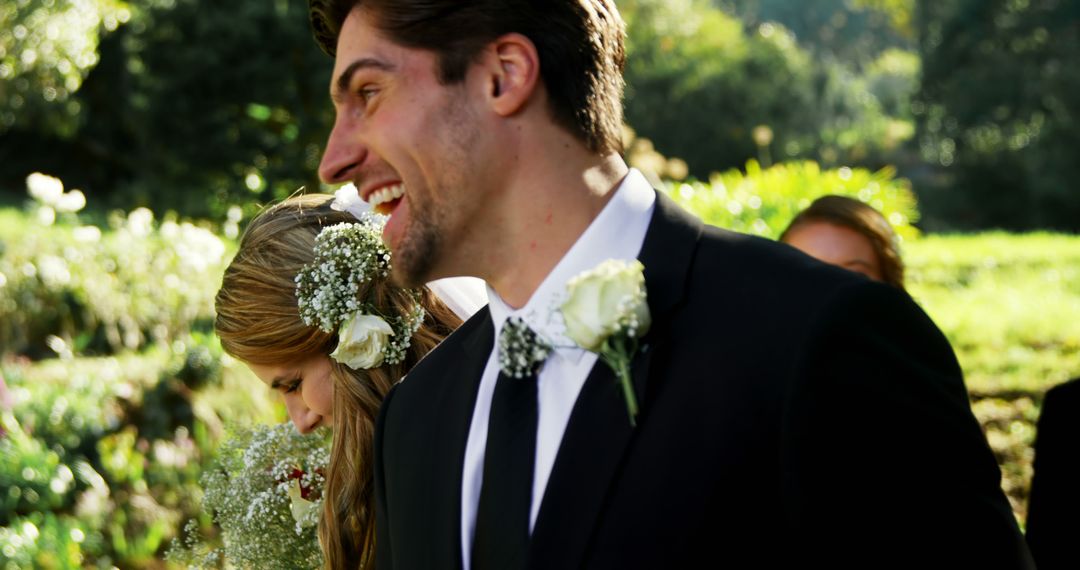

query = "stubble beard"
[390, 92, 477, 288]
[390, 197, 442, 288]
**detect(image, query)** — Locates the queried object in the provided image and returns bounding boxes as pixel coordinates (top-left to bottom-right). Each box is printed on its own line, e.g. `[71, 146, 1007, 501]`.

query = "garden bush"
[0, 175, 231, 358]
[663, 159, 920, 240]
[0, 345, 280, 567]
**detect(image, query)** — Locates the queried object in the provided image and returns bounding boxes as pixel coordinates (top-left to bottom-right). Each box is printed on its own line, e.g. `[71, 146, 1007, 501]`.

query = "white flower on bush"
[36, 205, 56, 226]
[26, 173, 64, 204]
[73, 226, 102, 243]
[126, 207, 155, 237]
[26, 172, 86, 215]
[561, 259, 651, 351]
[330, 313, 394, 369]
[37, 255, 72, 287]
[55, 189, 86, 213]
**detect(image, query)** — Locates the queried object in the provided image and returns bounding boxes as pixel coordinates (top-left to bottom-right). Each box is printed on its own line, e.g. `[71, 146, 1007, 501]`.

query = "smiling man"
[307, 1, 1033, 569]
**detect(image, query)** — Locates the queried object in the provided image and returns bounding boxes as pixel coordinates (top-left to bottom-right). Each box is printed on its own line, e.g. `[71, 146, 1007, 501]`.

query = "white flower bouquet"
[168, 423, 331, 570]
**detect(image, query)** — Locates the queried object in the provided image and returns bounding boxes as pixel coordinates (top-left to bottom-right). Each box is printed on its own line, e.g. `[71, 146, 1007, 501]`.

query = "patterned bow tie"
[498, 317, 553, 378]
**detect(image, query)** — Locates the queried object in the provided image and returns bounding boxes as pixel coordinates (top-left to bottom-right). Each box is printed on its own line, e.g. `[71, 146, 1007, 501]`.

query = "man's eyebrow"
[333, 57, 397, 100]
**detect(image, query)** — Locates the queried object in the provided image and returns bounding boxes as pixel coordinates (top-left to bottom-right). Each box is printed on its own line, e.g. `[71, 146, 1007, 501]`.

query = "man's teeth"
[366, 184, 405, 207]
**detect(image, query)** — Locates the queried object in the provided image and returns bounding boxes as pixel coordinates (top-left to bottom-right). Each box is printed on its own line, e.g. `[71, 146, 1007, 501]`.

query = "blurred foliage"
[3, 0, 1079, 229]
[0, 176, 282, 567]
[915, 0, 1080, 231]
[0, 176, 231, 358]
[0, 0, 333, 219]
[720, 0, 915, 61]
[0, 510, 100, 569]
[622, 0, 917, 180]
[0, 0, 131, 137]
[1, 342, 282, 567]
[971, 395, 1040, 523]
[662, 159, 920, 240]
[906, 233, 1080, 396]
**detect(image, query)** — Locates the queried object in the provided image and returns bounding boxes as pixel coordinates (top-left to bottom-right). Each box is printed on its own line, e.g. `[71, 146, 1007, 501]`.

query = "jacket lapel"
[528, 192, 703, 568]
[427, 309, 494, 570]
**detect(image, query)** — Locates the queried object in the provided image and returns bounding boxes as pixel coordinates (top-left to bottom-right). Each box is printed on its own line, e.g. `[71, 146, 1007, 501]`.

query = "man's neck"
[475, 151, 629, 309]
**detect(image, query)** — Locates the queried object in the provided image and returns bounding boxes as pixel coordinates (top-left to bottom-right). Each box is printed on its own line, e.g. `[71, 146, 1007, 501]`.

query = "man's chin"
[389, 265, 423, 288]
[389, 253, 433, 289]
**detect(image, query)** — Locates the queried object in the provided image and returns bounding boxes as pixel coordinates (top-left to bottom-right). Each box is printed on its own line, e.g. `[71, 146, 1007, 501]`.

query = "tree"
[0, 0, 335, 218]
[718, 0, 915, 65]
[622, 0, 913, 179]
[916, 0, 1080, 230]
[0, 0, 130, 139]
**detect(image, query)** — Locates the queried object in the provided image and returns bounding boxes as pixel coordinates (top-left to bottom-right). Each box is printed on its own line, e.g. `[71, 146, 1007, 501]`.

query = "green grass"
[902, 232, 1080, 521]
[906, 233, 1080, 396]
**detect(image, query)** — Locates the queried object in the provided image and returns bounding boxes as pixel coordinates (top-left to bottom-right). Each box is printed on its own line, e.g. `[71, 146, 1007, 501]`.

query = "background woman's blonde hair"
[780, 194, 906, 290]
[215, 194, 461, 569]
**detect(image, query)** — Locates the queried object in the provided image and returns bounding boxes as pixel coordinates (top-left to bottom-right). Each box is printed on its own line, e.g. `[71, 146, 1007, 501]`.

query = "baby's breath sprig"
[498, 317, 553, 378]
[295, 217, 391, 333]
[167, 423, 331, 570]
[294, 215, 426, 368]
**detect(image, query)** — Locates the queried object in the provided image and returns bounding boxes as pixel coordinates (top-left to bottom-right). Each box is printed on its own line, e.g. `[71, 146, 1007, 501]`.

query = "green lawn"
[906, 232, 1080, 521]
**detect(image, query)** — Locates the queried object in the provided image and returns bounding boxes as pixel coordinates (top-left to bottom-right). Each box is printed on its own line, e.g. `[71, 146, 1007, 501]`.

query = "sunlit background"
[1, 0, 1078, 567]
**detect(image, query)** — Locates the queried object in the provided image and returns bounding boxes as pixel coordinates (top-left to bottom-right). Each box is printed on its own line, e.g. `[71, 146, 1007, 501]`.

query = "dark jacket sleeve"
[781, 280, 1034, 569]
[1026, 378, 1080, 570]
[374, 382, 399, 570]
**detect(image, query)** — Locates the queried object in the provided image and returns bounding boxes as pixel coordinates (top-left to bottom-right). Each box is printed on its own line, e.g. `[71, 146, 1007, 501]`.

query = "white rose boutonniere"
[560, 259, 650, 426]
[330, 313, 394, 369]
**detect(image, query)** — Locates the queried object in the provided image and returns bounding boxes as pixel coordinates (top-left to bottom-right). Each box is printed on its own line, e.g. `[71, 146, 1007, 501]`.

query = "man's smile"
[362, 182, 406, 216]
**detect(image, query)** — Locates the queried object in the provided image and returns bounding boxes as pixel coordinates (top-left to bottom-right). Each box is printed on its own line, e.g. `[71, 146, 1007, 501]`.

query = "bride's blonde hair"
[215, 194, 461, 569]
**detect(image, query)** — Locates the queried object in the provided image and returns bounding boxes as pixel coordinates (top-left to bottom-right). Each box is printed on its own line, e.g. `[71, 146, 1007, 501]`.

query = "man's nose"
[319, 114, 368, 184]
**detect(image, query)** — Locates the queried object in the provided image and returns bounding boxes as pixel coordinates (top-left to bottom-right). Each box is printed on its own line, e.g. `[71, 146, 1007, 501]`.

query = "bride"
[214, 192, 483, 569]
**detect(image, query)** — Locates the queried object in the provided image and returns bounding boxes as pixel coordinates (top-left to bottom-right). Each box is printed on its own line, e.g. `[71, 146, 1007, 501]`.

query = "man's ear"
[481, 33, 540, 117]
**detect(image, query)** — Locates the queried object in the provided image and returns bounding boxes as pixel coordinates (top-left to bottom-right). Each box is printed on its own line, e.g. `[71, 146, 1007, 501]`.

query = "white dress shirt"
[460, 169, 656, 569]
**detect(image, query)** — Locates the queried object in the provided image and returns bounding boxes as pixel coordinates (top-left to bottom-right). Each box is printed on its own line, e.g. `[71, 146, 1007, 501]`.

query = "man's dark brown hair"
[308, 0, 626, 154]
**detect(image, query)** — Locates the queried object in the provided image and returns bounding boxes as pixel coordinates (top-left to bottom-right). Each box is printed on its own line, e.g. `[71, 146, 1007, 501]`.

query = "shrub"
[664, 159, 919, 240]
[0, 183, 231, 358]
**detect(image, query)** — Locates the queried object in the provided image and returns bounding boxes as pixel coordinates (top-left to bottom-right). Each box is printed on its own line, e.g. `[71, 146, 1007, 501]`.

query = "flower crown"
[294, 213, 426, 369]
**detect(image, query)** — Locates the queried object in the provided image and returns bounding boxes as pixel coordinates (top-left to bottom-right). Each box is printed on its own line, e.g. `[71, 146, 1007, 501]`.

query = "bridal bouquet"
[168, 422, 331, 570]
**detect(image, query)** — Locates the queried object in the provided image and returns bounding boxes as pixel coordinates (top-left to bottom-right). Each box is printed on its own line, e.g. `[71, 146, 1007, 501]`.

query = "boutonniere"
[559, 259, 651, 426]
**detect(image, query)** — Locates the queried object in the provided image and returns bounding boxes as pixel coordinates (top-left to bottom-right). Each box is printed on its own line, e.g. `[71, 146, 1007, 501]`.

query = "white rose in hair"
[561, 259, 650, 352]
[331, 313, 394, 369]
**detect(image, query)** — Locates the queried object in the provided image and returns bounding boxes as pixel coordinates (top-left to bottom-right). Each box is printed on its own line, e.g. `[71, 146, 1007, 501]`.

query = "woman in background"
[780, 194, 905, 290]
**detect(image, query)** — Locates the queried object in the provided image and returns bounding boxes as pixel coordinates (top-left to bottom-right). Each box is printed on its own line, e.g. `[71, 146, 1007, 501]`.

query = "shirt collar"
[487, 168, 656, 351]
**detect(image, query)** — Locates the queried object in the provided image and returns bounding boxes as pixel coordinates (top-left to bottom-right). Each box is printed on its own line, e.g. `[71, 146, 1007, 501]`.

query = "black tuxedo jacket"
[374, 193, 1032, 569]
[1026, 377, 1080, 569]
